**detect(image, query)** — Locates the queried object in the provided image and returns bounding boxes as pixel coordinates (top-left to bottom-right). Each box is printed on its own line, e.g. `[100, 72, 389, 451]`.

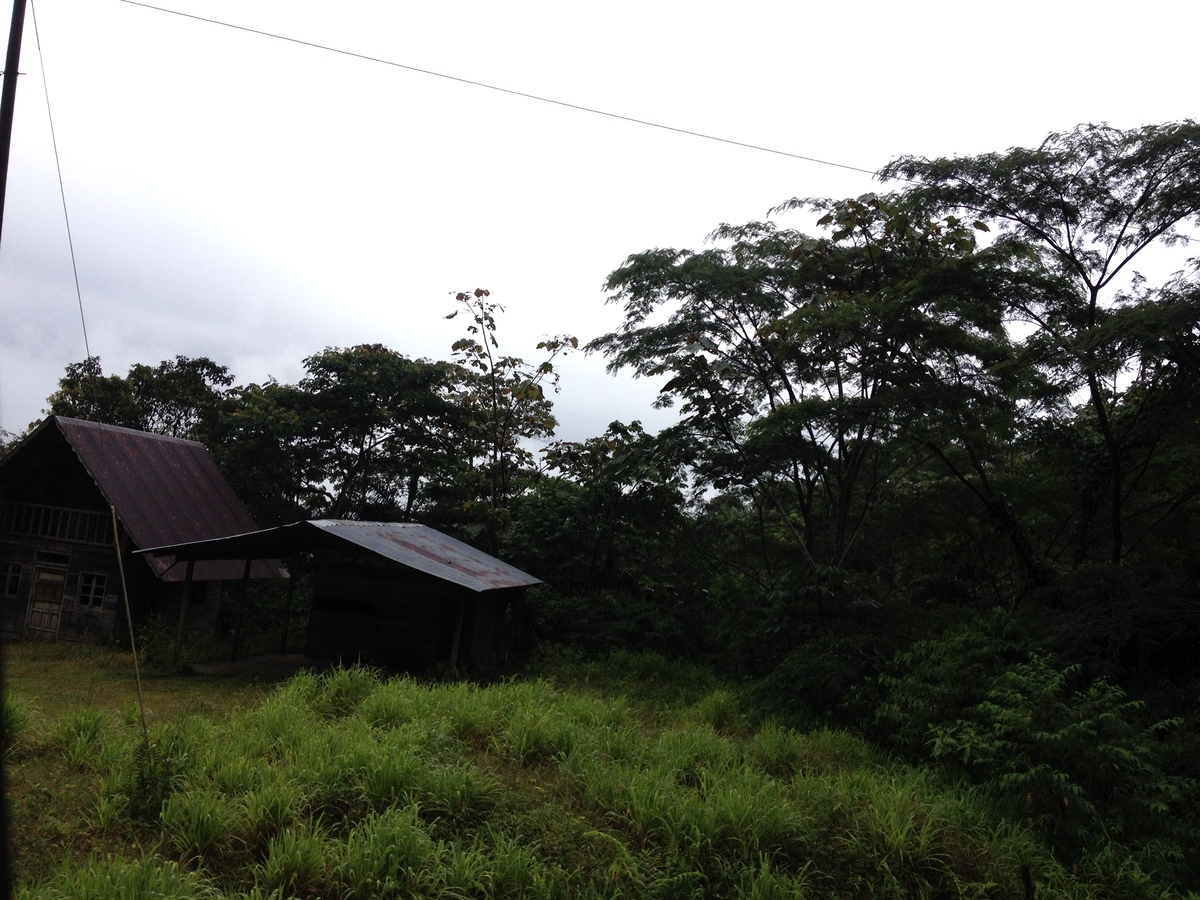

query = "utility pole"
[0, 10, 24, 900]
[0, 0, 28, 247]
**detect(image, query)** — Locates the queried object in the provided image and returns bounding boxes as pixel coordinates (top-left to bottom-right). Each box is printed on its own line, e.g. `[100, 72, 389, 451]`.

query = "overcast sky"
[2, 0, 1196, 443]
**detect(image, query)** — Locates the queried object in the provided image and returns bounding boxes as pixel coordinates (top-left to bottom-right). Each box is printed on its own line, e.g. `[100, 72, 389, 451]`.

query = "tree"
[292, 344, 465, 520]
[46, 354, 233, 442]
[590, 193, 1032, 620]
[505, 421, 699, 656]
[447, 289, 576, 549]
[126, 356, 234, 440]
[882, 121, 1200, 564]
[0, 426, 17, 460]
[46, 356, 144, 430]
[208, 379, 314, 527]
[535, 420, 688, 594]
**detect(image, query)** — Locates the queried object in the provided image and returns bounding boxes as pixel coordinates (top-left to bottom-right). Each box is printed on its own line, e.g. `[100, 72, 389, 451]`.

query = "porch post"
[449, 594, 465, 671]
[278, 559, 296, 654]
[171, 559, 196, 666]
[230, 558, 252, 662]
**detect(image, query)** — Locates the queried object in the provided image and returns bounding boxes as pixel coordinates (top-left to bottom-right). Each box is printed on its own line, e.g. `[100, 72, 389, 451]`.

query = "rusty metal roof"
[9, 417, 278, 582]
[139, 520, 541, 593]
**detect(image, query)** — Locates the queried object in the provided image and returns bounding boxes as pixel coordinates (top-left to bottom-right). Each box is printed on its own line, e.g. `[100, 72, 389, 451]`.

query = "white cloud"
[3, 0, 1197, 442]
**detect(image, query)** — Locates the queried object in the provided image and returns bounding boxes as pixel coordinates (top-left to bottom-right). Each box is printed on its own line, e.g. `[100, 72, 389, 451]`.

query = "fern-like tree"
[590, 194, 1037, 622]
[883, 121, 1200, 564]
[447, 289, 576, 550]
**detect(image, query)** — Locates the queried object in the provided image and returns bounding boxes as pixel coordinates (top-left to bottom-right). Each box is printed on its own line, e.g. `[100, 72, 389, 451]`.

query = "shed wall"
[304, 568, 505, 672]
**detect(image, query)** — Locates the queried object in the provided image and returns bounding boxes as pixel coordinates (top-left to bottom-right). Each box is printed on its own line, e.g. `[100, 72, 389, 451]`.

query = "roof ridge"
[55, 416, 206, 447]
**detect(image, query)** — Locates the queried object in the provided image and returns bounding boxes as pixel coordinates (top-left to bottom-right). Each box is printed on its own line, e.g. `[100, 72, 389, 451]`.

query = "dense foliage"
[28, 121, 1200, 888]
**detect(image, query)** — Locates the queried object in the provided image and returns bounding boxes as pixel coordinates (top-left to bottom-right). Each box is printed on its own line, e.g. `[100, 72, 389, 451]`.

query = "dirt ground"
[189, 653, 331, 680]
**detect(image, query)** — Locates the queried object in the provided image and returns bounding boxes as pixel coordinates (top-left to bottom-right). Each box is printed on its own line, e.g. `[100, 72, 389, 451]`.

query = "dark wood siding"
[0, 531, 121, 642]
[303, 565, 511, 673]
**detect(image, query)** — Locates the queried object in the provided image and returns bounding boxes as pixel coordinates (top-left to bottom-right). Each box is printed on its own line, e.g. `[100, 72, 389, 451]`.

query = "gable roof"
[1, 416, 276, 581]
[139, 520, 541, 593]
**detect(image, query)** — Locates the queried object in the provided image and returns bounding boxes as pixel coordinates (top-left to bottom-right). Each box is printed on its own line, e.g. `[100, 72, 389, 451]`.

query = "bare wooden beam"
[230, 558, 252, 662]
[172, 559, 196, 666]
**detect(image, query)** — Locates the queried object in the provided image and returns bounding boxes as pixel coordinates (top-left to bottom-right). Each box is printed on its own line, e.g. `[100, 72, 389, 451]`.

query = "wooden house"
[0, 416, 279, 643]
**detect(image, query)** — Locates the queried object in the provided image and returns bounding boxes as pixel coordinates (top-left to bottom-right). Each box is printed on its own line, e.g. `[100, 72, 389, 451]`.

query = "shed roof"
[139, 520, 541, 593]
[1, 417, 279, 581]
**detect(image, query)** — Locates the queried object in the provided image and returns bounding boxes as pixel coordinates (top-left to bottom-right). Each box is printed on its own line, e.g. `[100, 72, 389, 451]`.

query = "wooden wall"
[305, 564, 514, 673]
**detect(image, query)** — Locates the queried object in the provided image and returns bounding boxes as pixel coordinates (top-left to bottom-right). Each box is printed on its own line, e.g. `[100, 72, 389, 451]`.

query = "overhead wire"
[30, 0, 151, 744]
[29, 0, 88, 359]
[117, 0, 885, 180]
[113, 2, 1200, 249]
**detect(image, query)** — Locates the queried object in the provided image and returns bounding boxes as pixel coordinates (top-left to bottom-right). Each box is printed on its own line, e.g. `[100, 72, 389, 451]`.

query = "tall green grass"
[12, 651, 1186, 899]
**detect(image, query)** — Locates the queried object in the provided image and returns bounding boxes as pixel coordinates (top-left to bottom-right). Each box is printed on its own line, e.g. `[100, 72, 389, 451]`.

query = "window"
[78, 572, 107, 608]
[1, 502, 112, 545]
[1, 562, 20, 596]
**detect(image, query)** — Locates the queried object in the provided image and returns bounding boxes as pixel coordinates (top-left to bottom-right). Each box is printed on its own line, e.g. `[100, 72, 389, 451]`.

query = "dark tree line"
[38, 123, 1200, 683]
[43, 291, 576, 552]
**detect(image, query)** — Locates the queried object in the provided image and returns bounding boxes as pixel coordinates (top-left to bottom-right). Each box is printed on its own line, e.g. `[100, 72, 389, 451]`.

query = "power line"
[31, 0, 89, 359]
[118, 0, 883, 179]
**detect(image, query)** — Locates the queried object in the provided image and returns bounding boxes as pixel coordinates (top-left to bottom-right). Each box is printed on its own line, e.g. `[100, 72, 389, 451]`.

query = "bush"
[751, 629, 886, 726]
[873, 608, 1027, 756]
[929, 655, 1197, 872]
[875, 613, 1200, 883]
[107, 734, 192, 824]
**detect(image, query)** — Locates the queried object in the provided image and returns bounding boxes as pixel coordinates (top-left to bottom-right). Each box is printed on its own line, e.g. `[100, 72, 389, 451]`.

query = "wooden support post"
[171, 559, 196, 666]
[278, 560, 296, 654]
[230, 558, 252, 662]
[448, 594, 465, 672]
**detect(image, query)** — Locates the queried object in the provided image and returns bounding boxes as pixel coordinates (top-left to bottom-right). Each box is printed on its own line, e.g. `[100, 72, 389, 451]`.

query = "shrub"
[751, 629, 884, 725]
[929, 655, 1197, 867]
[876, 614, 1199, 879]
[873, 608, 1027, 757]
[108, 736, 191, 823]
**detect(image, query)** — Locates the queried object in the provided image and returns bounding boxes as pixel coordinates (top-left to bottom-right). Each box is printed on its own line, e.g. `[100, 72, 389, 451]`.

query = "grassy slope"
[2, 642, 1182, 899]
[4, 641, 280, 890]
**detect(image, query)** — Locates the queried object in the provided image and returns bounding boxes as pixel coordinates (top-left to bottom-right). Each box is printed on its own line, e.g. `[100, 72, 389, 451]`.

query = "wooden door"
[27, 569, 65, 635]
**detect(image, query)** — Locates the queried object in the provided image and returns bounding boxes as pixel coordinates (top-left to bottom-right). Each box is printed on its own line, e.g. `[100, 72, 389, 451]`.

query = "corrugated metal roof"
[139, 520, 541, 593]
[43, 417, 277, 581]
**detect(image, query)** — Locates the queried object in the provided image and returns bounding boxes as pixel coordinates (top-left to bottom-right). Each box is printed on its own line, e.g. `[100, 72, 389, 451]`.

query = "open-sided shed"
[140, 520, 541, 672]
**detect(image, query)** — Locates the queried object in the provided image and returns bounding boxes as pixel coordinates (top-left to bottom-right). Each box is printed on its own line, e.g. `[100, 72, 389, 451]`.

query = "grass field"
[2, 640, 1183, 898]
